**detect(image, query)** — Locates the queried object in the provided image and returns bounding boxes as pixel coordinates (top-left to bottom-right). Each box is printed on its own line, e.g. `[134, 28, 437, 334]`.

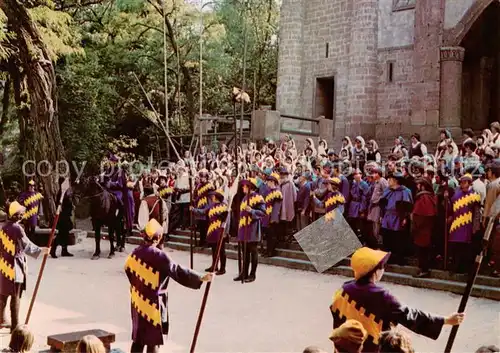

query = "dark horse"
[75, 176, 123, 259]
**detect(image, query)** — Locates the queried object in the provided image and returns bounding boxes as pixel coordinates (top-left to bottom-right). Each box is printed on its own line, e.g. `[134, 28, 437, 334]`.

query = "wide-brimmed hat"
[388, 172, 405, 182]
[278, 166, 289, 175]
[459, 173, 473, 183]
[350, 247, 390, 280]
[208, 189, 225, 201]
[323, 176, 341, 186]
[144, 219, 163, 239]
[156, 175, 168, 185]
[241, 178, 258, 189]
[266, 172, 280, 183]
[329, 319, 368, 351]
[9, 201, 26, 218]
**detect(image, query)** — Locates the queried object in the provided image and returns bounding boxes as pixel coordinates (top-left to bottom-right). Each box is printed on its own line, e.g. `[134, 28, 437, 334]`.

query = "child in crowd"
[76, 335, 106, 353]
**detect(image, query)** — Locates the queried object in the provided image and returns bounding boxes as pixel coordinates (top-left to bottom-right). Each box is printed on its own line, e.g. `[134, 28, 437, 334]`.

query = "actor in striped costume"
[192, 189, 228, 275]
[330, 247, 463, 352]
[262, 172, 283, 257]
[193, 169, 215, 247]
[124, 219, 212, 353]
[235, 178, 266, 283]
[0, 202, 48, 331]
[449, 174, 481, 273]
[18, 180, 43, 244]
[313, 177, 346, 221]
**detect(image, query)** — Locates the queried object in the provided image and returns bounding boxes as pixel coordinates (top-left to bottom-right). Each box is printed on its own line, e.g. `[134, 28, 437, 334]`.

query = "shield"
[293, 209, 362, 273]
[137, 199, 169, 233]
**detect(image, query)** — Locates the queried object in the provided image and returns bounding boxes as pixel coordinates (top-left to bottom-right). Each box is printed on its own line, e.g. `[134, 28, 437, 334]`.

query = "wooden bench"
[47, 329, 115, 352]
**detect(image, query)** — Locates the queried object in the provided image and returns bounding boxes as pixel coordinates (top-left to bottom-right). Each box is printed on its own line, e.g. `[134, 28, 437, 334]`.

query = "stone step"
[164, 240, 500, 301]
[87, 230, 500, 290]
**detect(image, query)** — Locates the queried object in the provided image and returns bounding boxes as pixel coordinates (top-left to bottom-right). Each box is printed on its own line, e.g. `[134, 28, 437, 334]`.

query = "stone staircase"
[86, 228, 500, 301]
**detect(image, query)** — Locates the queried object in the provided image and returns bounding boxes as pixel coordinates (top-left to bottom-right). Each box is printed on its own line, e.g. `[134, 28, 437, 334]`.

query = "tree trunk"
[1, 0, 65, 223]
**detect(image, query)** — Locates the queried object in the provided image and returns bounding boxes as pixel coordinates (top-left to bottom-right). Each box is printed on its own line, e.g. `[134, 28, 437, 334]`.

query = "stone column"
[439, 46, 465, 131]
[276, 0, 304, 117]
[345, 0, 378, 138]
[477, 57, 494, 129]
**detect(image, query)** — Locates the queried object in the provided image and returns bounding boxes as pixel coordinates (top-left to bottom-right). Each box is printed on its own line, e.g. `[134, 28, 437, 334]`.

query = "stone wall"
[276, 0, 305, 117]
[376, 47, 414, 142]
[299, 0, 352, 146]
[444, 0, 475, 29]
[378, 0, 415, 49]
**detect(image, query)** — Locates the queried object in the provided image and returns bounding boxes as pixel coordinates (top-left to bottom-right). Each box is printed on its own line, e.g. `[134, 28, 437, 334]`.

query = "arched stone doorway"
[459, 0, 500, 131]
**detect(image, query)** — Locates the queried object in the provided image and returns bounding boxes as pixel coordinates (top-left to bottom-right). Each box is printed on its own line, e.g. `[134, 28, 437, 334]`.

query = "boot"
[0, 296, 10, 329]
[61, 247, 74, 257]
[50, 246, 58, 259]
[233, 273, 246, 281]
[244, 274, 256, 283]
[216, 269, 226, 276]
[205, 266, 215, 272]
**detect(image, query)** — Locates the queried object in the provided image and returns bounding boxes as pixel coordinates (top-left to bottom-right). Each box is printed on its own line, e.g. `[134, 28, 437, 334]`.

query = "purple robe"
[0, 221, 42, 296]
[193, 182, 215, 221]
[262, 188, 283, 228]
[193, 202, 228, 243]
[237, 192, 266, 242]
[339, 175, 350, 201]
[449, 189, 481, 243]
[125, 244, 202, 346]
[279, 179, 296, 222]
[314, 191, 345, 220]
[380, 186, 413, 231]
[296, 181, 311, 212]
[347, 180, 369, 219]
[108, 168, 134, 229]
[18, 191, 43, 226]
[331, 280, 445, 352]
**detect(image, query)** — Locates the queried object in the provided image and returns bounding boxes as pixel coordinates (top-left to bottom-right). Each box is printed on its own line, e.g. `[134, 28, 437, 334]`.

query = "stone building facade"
[276, 0, 500, 148]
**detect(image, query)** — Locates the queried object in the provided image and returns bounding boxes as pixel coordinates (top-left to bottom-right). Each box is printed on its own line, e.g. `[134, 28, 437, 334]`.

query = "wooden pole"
[239, 0, 248, 146]
[189, 234, 224, 353]
[189, 169, 194, 269]
[25, 178, 70, 324]
[162, 0, 170, 160]
[443, 191, 449, 270]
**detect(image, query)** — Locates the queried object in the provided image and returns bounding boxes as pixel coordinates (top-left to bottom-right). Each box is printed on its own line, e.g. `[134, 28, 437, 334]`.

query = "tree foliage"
[0, 0, 279, 175]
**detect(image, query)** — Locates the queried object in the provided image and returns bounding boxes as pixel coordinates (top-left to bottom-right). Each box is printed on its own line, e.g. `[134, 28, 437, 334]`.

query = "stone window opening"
[315, 77, 335, 121]
[387, 61, 395, 83]
[325, 42, 329, 58]
[392, 0, 415, 12]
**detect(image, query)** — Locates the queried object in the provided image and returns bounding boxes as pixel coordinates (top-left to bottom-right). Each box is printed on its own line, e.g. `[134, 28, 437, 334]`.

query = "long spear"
[444, 197, 500, 353]
[189, 174, 240, 353]
[25, 178, 70, 324]
[188, 168, 194, 269]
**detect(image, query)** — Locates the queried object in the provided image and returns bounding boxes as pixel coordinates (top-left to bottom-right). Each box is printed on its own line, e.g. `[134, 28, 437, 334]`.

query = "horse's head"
[73, 175, 104, 202]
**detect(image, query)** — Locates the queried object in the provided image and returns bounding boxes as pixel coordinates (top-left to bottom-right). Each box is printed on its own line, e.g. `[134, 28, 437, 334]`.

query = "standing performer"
[347, 169, 370, 245]
[50, 177, 74, 258]
[330, 247, 464, 353]
[18, 180, 43, 245]
[449, 174, 482, 273]
[312, 177, 346, 221]
[262, 172, 283, 257]
[138, 183, 168, 249]
[0, 201, 49, 331]
[234, 178, 266, 283]
[105, 154, 134, 252]
[379, 172, 413, 265]
[191, 189, 228, 275]
[193, 170, 215, 247]
[124, 219, 213, 353]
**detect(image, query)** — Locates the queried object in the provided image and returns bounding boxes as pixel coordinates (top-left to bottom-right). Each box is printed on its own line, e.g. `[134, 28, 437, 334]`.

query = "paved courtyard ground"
[0, 238, 499, 353]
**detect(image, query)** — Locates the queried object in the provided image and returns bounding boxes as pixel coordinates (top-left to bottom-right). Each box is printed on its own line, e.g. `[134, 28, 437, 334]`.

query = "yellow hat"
[241, 178, 258, 189]
[28, 180, 35, 186]
[144, 219, 163, 239]
[9, 201, 26, 217]
[266, 172, 280, 183]
[329, 319, 368, 346]
[351, 247, 390, 280]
